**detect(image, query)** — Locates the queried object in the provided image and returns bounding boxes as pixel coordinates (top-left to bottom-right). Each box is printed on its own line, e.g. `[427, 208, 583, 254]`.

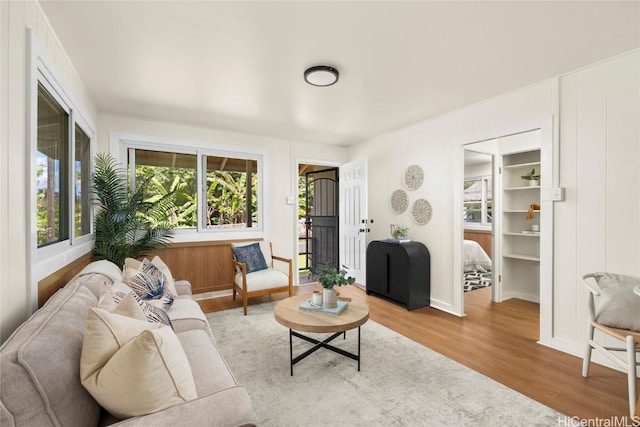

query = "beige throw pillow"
[594, 272, 640, 332]
[98, 285, 147, 322]
[80, 308, 197, 418]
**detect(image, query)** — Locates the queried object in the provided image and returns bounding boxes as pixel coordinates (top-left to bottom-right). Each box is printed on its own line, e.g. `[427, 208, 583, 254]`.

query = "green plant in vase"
[520, 168, 540, 186]
[391, 225, 409, 239]
[313, 265, 355, 308]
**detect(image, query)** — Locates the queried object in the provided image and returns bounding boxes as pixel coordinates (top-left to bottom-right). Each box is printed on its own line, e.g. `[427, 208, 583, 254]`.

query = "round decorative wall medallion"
[411, 198, 432, 225]
[403, 165, 424, 191]
[390, 189, 409, 214]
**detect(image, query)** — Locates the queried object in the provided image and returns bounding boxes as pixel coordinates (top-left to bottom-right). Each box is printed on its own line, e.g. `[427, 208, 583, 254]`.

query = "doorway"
[455, 119, 553, 347]
[298, 164, 339, 283]
[462, 149, 494, 299]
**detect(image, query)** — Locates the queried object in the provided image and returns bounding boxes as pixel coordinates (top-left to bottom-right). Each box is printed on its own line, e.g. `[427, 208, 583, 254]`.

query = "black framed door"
[305, 168, 339, 272]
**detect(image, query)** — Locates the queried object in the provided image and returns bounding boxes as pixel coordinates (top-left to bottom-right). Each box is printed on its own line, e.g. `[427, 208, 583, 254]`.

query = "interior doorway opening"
[463, 149, 494, 299]
[298, 164, 339, 284]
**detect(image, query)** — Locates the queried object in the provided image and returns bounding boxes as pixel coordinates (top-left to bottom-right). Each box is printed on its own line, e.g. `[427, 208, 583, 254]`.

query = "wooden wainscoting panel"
[463, 230, 493, 258]
[155, 239, 257, 294]
[38, 252, 93, 307]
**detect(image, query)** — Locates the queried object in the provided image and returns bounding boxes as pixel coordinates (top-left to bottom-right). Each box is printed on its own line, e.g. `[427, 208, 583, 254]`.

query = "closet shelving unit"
[500, 150, 541, 300]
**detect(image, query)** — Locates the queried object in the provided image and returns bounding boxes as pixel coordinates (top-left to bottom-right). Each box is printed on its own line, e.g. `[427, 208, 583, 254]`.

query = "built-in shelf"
[504, 186, 540, 191]
[503, 253, 540, 261]
[503, 161, 540, 169]
[501, 148, 541, 299]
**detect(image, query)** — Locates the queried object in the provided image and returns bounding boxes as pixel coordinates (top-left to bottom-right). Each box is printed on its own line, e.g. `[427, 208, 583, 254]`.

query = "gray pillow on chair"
[232, 242, 269, 273]
[594, 272, 640, 332]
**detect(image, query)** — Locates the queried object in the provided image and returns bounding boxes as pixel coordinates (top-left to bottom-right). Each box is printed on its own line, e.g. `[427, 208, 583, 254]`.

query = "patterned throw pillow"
[231, 243, 268, 273]
[110, 288, 173, 327]
[123, 259, 174, 309]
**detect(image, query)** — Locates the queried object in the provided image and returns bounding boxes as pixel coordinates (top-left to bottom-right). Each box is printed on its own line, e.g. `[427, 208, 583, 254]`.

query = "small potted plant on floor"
[520, 168, 540, 187]
[314, 265, 356, 308]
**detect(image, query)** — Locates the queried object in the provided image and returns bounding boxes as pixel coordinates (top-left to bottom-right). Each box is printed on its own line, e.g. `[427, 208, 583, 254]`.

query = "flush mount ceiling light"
[304, 65, 339, 87]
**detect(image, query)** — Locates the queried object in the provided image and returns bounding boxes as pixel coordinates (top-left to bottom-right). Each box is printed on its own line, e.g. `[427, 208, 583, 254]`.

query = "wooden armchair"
[231, 241, 293, 315]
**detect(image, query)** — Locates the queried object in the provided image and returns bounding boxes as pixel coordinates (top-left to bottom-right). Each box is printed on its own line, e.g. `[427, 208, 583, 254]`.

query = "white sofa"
[0, 260, 258, 426]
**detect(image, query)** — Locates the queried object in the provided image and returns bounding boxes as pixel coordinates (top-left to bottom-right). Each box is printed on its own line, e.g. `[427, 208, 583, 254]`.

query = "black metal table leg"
[289, 329, 293, 376]
[288, 326, 362, 375]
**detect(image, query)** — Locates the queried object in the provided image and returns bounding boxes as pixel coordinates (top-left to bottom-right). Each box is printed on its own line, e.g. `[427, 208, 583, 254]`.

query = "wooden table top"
[274, 293, 370, 333]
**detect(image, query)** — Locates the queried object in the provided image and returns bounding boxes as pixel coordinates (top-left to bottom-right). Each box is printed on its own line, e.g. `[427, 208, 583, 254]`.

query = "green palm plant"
[91, 153, 176, 267]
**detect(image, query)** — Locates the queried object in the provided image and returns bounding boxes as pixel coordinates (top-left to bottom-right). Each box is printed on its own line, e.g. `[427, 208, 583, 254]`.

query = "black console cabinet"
[366, 240, 430, 310]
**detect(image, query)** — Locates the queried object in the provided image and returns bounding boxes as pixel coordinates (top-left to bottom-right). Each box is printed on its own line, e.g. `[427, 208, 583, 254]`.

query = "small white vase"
[528, 179, 539, 187]
[322, 288, 337, 308]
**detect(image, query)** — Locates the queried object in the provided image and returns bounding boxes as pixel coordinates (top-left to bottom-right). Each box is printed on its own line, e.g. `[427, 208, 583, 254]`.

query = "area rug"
[464, 270, 492, 292]
[206, 302, 561, 426]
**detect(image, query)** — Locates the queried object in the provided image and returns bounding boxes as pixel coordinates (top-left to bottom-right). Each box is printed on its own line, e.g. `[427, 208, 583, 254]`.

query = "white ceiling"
[39, 1, 639, 146]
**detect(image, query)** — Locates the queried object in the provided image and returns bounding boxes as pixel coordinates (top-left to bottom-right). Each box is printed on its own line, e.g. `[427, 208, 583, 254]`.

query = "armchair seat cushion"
[234, 269, 289, 292]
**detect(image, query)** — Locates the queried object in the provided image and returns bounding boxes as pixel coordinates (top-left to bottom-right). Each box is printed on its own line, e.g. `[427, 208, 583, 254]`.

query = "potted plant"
[314, 265, 355, 308]
[520, 168, 540, 187]
[390, 224, 409, 239]
[91, 153, 177, 267]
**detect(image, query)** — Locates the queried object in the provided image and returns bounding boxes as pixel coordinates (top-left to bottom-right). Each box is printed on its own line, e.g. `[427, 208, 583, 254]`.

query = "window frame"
[116, 133, 267, 242]
[28, 31, 96, 312]
[463, 175, 492, 229]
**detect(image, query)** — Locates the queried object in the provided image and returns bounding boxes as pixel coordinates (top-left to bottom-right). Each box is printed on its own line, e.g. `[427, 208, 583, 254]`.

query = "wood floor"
[197, 283, 630, 419]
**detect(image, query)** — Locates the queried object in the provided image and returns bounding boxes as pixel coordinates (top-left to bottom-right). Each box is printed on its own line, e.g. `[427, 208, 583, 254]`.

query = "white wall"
[554, 52, 640, 355]
[0, 0, 97, 341]
[464, 161, 491, 179]
[349, 79, 554, 314]
[350, 49, 639, 361]
[97, 114, 349, 264]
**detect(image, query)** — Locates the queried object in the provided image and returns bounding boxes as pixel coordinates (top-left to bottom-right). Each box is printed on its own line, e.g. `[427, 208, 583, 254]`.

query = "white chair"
[231, 241, 292, 315]
[581, 272, 640, 417]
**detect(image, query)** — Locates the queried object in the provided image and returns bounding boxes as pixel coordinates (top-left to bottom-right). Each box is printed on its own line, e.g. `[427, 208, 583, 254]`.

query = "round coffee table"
[274, 293, 369, 375]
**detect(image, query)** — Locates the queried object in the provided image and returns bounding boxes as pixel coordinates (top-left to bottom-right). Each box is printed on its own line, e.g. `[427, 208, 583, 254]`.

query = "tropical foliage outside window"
[205, 156, 258, 229]
[132, 150, 198, 228]
[75, 125, 91, 238]
[36, 82, 93, 248]
[37, 83, 70, 247]
[128, 149, 260, 230]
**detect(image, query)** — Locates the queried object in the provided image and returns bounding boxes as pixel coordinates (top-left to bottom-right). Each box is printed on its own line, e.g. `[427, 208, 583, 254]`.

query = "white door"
[339, 158, 368, 285]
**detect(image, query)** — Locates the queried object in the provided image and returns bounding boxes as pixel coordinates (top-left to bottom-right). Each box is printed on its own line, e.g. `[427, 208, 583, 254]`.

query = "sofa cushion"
[81, 308, 197, 419]
[177, 329, 239, 397]
[0, 279, 101, 427]
[168, 299, 211, 334]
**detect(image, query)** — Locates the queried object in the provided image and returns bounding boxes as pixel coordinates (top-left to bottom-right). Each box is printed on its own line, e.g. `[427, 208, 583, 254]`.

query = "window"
[35, 79, 94, 249]
[205, 156, 258, 229]
[126, 145, 262, 233]
[36, 83, 70, 247]
[463, 176, 492, 226]
[130, 149, 198, 228]
[74, 125, 91, 237]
